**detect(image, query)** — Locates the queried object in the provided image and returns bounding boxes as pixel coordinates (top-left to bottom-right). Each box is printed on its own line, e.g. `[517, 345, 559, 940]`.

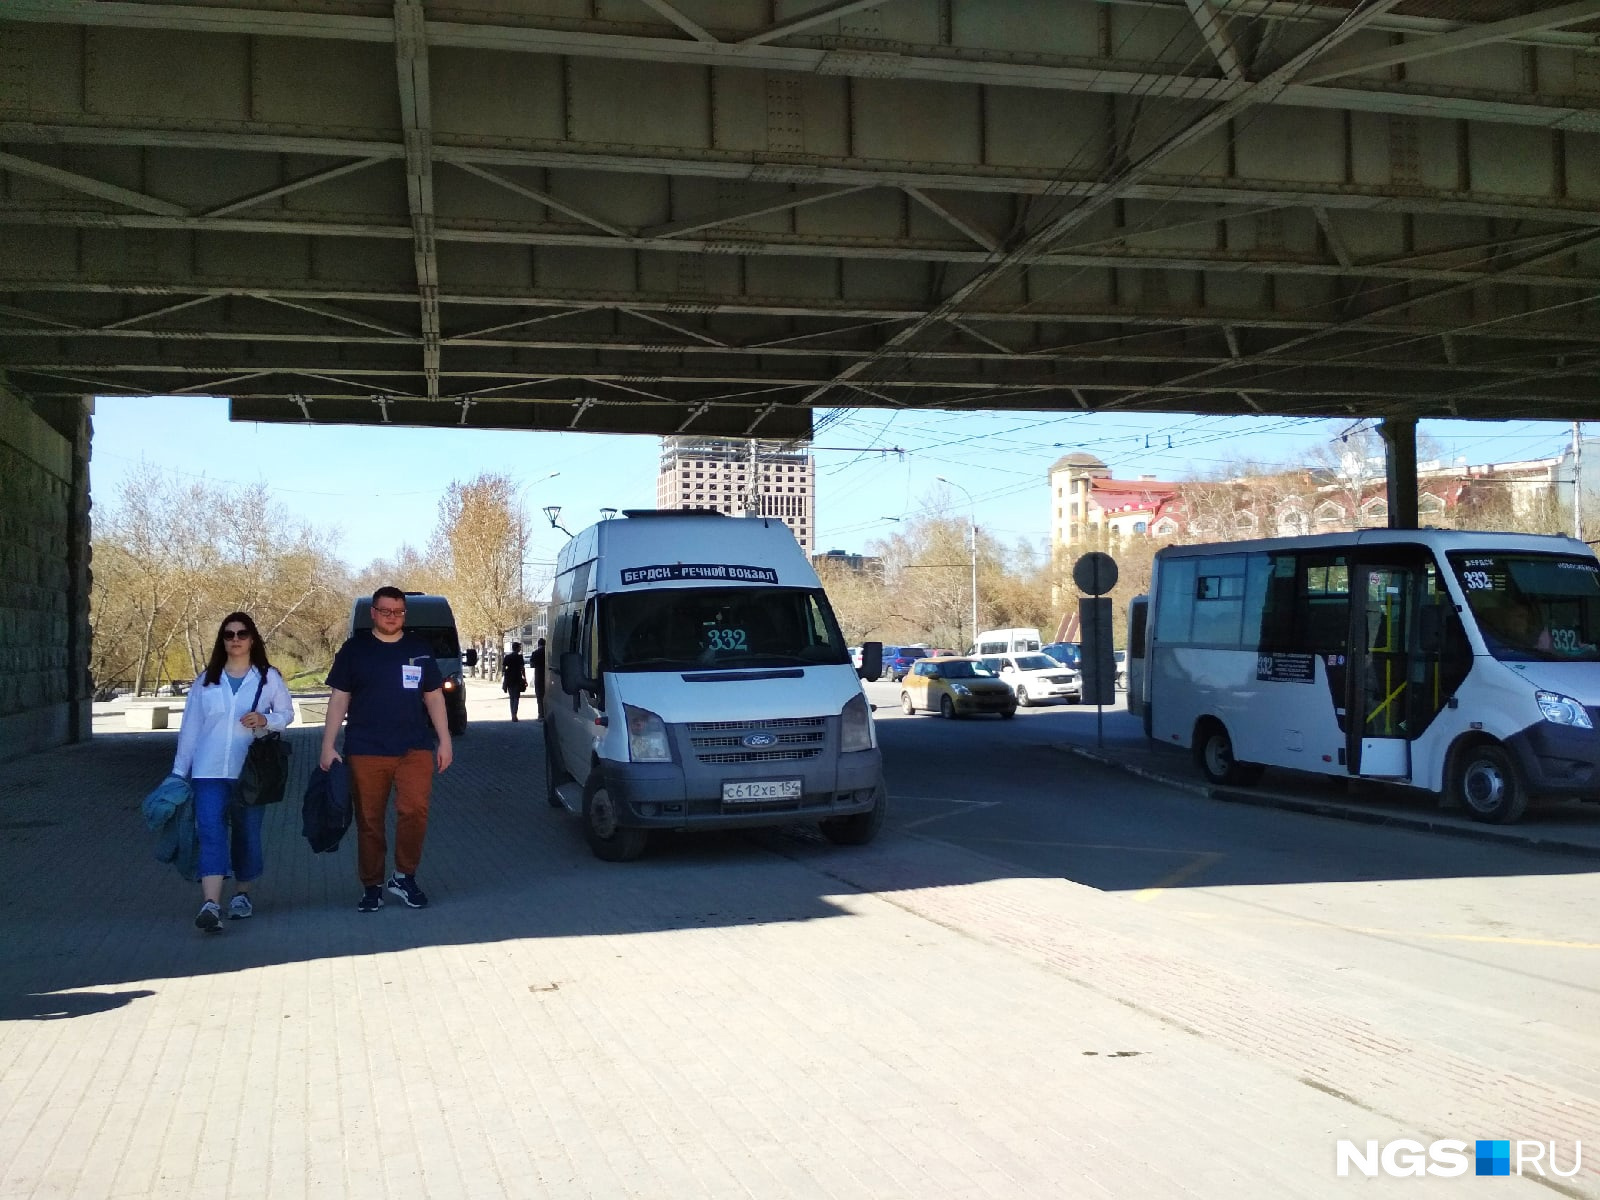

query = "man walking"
[501, 641, 528, 721]
[529, 637, 547, 718]
[320, 586, 453, 911]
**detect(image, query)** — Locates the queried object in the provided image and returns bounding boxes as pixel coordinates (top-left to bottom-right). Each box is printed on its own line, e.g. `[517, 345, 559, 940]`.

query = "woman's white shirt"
[171, 666, 293, 780]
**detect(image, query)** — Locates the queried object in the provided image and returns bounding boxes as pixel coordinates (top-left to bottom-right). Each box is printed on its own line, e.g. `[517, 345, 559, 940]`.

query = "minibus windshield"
[602, 586, 850, 672]
[1448, 552, 1600, 663]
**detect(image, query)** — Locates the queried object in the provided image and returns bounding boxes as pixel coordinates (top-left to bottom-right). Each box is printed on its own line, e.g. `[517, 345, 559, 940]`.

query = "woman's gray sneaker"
[195, 901, 223, 933]
[228, 894, 253, 920]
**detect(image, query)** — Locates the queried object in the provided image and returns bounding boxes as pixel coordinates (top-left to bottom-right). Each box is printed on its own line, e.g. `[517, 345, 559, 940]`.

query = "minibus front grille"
[692, 731, 820, 749]
[687, 717, 827, 765]
[696, 748, 821, 764]
[688, 717, 824, 733]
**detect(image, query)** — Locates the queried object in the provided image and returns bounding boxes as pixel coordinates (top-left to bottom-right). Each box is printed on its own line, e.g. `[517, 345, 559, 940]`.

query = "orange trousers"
[347, 749, 435, 886]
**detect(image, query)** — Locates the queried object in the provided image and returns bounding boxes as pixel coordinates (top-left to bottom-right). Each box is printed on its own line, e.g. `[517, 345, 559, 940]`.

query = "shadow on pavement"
[3, 690, 1597, 1019]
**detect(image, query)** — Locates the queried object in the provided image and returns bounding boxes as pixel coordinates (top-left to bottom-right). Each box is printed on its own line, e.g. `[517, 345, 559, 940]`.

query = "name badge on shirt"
[402, 664, 422, 689]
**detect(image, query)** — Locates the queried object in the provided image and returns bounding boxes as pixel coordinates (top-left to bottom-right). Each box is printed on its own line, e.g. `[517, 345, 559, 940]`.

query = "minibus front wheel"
[1194, 719, 1263, 787]
[583, 778, 650, 862]
[1451, 742, 1528, 825]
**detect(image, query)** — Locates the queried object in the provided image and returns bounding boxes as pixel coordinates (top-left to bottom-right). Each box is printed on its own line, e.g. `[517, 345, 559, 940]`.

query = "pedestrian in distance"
[320, 585, 453, 913]
[529, 636, 547, 718]
[171, 612, 294, 933]
[501, 641, 528, 721]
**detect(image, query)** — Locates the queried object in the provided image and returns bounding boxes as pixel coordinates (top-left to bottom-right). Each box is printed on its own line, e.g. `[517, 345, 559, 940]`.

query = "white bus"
[543, 510, 884, 860]
[1137, 529, 1600, 823]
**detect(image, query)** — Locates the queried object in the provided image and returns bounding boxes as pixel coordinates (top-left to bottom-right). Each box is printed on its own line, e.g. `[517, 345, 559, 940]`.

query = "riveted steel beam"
[393, 0, 439, 399]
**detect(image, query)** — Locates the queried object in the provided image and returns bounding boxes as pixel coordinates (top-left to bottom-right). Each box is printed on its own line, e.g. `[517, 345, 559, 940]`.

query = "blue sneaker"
[357, 885, 384, 913]
[386, 873, 428, 909]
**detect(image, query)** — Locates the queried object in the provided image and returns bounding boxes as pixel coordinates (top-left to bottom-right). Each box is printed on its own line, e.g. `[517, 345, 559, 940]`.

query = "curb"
[1055, 741, 1600, 861]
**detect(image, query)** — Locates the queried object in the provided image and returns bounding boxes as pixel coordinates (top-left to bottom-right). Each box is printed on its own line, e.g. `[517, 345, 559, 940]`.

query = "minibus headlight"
[840, 692, 872, 753]
[1535, 690, 1592, 729]
[624, 704, 672, 761]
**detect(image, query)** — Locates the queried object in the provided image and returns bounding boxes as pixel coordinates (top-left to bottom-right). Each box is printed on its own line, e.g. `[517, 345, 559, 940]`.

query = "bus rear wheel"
[1194, 721, 1263, 787]
[1453, 743, 1528, 824]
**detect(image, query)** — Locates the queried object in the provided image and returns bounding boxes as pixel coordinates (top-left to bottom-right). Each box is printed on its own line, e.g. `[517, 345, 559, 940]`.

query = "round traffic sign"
[1073, 552, 1118, 596]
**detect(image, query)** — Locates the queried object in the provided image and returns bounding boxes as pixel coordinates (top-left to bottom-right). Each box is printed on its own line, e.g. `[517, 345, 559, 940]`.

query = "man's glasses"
[373, 606, 406, 617]
[223, 629, 252, 640]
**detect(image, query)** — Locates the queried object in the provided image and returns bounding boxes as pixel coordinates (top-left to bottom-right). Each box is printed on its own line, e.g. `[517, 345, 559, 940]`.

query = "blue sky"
[89, 395, 1581, 572]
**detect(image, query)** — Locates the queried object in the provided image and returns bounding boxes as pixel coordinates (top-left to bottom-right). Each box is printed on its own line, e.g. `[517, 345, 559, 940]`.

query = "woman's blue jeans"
[193, 777, 265, 882]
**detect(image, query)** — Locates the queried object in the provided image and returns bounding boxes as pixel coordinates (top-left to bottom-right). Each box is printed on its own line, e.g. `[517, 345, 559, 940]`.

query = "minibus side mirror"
[559, 651, 593, 696]
[462, 648, 478, 668]
[1418, 606, 1445, 655]
[859, 640, 882, 683]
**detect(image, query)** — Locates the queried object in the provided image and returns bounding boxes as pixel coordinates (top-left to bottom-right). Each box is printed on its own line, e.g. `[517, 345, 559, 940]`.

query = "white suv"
[978, 653, 1081, 706]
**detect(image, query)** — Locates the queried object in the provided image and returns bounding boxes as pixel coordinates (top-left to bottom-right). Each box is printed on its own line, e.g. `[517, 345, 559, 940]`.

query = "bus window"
[1156, 558, 1197, 643]
[1449, 551, 1600, 662]
[1191, 555, 1247, 646]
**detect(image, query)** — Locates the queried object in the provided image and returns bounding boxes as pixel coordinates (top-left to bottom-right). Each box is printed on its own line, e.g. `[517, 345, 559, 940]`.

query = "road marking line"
[1131, 852, 1225, 902]
[899, 800, 1002, 831]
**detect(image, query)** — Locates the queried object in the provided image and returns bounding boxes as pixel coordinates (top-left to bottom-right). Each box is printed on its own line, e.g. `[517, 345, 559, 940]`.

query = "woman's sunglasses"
[223, 629, 252, 640]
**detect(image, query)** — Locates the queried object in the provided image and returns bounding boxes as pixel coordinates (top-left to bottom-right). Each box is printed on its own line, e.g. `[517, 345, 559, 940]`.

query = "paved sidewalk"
[0, 680, 1594, 1198]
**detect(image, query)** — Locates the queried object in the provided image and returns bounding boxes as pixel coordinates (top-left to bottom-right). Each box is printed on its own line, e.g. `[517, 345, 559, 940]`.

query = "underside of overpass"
[3, 0, 1600, 755]
[3, 0, 1600, 441]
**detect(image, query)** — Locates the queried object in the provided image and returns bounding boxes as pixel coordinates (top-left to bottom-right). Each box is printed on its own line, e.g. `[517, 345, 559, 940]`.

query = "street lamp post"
[516, 471, 561, 623]
[936, 476, 978, 647]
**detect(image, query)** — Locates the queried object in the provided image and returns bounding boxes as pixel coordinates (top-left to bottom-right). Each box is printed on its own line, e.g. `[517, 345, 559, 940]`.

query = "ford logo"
[742, 732, 778, 748]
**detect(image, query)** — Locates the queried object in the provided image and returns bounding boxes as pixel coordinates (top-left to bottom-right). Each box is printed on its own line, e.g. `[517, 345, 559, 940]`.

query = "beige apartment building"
[656, 436, 816, 556]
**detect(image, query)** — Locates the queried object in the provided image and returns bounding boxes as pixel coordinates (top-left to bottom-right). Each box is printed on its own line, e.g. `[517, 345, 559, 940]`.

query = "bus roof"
[1152, 528, 1593, 560]
[556, 511, 821, 592]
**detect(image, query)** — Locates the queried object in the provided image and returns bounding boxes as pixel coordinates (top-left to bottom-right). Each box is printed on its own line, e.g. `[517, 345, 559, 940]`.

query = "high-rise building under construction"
[656, 437, 815, 556]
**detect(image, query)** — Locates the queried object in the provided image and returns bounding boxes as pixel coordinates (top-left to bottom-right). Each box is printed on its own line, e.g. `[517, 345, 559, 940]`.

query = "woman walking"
[501, 641, 528, 721]
[171, 612, 294, 933]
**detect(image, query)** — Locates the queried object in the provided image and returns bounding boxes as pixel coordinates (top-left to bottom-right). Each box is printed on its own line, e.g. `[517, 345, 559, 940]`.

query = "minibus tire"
[820, 784, 886, 845]
[1194, 720, 1263, 787]
[1453, 743, 1528, 824]
[542, 724, 566, 809]
[583, 779, 649, 862]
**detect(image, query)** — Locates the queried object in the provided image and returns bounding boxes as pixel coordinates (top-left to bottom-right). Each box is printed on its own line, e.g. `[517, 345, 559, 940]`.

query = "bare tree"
[91, 462, 352, 692]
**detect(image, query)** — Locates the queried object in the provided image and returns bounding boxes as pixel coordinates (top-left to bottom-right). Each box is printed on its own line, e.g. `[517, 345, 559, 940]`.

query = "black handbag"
[233, 673, 291, 808]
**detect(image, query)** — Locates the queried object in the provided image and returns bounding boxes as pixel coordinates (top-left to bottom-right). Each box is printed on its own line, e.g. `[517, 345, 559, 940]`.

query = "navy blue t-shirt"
[326, 631, 444, 757]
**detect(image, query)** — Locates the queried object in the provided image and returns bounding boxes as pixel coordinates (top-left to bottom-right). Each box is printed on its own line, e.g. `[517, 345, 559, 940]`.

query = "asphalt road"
[859, 677, 1600, 1093]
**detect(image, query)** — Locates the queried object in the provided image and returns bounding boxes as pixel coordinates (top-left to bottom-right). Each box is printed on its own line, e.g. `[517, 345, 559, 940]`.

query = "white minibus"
[1139, 529, 1600, 823]
[542, 510, 885, 860]
[970, 627, 1042, 656]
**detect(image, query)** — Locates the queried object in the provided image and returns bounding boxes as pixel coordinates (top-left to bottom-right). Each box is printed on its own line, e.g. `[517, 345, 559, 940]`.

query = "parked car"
[1040, 641, 1082, 670]
[925, 647, 959, 659]
[849, 646, 863, 669]
[1114, 649, 1128, 691]
[977, 653, 1081, 706]
[881, 645, 930, 682]
[899, 657, 1016, 720]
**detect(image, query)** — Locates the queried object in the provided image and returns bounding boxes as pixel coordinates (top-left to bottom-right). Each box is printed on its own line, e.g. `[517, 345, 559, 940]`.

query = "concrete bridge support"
[0, 386, 92, 761]
[1380, 417, 1419, 532]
